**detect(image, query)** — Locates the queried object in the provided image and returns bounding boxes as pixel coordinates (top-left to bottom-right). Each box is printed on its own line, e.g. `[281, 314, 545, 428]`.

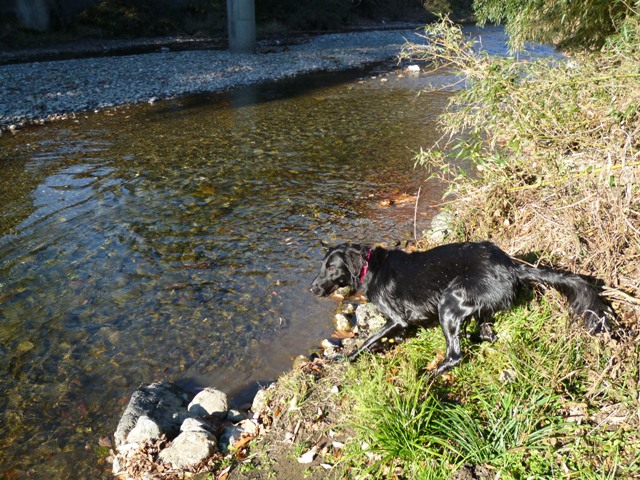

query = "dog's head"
[309, 243, 367, 297]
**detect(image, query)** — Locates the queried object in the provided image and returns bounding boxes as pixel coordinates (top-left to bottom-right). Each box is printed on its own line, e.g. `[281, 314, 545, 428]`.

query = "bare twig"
[413, 186, 422, 243]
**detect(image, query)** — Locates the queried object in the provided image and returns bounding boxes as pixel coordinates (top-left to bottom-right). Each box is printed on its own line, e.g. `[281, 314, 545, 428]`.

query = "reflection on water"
[0, 64, 452, 478]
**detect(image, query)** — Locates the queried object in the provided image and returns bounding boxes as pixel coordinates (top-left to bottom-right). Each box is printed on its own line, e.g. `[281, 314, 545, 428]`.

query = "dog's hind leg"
[435, 287, 476, 375]
[467, 311, 497, 343]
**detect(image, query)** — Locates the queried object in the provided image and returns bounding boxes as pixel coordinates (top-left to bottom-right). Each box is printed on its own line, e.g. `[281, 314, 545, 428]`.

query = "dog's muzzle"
[309, 278, 332, 297]
[309, 283, 324, 296]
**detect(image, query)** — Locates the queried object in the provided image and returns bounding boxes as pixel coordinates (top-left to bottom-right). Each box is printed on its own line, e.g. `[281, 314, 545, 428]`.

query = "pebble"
[334, 313, 354, 332]
[0, 29, 427, 132]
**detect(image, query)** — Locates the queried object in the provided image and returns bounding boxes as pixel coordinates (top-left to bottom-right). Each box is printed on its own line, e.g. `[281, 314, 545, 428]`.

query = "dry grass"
[403, 17, 640, 332]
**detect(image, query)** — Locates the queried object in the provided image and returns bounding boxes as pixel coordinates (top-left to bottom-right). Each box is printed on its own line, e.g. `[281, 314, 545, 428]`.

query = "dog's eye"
[326, 266, 336, 274]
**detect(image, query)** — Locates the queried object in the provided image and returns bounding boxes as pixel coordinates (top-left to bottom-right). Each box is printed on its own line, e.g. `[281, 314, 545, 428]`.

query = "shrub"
[402, 17, 640, 328]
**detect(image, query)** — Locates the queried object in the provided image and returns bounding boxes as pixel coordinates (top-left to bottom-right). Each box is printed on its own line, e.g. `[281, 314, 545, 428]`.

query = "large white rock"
[114, 382, 190, 449]
[187, 387, 228, 419]
[126, 415, 162, 445]
[158, 430, 217, 469]
[180, 417, 213, 434]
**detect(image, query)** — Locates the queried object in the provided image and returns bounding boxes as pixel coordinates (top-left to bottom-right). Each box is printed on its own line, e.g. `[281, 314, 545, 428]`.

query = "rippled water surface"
[0, 63, 453, 478]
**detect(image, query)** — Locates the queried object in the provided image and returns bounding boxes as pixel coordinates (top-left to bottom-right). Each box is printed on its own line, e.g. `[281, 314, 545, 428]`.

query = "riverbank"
[0, 26, 426, 133]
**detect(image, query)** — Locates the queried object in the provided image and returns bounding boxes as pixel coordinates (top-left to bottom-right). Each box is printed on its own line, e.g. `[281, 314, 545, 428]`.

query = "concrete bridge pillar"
[226, 0, 256, 54]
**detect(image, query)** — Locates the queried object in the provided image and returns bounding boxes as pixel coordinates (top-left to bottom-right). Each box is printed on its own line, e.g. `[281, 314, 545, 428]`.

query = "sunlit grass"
[336, 298, 639, 478]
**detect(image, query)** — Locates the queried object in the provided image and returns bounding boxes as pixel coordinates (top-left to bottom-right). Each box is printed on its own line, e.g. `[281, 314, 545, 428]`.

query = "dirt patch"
[227, 359, 353, 480]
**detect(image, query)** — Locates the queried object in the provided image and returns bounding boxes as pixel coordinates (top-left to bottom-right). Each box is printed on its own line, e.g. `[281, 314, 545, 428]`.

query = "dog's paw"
[434, 355, 462, 376]
[467, 323, 497, 343]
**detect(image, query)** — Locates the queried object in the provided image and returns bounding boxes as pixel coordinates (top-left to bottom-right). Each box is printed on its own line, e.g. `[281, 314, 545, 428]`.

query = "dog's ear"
[343, 244, 365, 284]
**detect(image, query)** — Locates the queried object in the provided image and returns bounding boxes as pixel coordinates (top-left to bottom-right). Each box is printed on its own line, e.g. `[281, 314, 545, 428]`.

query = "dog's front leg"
[348, 318, 407, 361]
[435, 288, 475, 375]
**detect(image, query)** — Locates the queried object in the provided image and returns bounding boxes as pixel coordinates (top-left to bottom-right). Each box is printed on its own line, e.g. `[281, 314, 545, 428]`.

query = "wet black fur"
[309, 241, 612, 375]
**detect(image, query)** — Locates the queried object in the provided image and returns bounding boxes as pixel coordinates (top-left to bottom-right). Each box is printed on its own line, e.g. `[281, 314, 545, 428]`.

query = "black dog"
[309, 241, 611, 375]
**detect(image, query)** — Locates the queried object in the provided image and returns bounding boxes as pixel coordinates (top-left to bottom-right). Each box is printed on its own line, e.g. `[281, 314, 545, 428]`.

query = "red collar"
[359, 248, 371, 284]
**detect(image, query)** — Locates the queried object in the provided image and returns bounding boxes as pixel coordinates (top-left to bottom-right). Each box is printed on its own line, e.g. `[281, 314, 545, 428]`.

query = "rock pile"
[110, 299, 388, 479]
[112, 382, 267, 478]
[320, 296, 389, 359]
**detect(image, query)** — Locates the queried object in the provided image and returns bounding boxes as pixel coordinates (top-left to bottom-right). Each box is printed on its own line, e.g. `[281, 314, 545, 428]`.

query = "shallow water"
[0, 26, 560, 478]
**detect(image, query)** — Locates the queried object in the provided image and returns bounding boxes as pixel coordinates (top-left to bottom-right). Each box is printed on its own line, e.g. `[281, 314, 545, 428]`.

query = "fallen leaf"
[217, 466, 231, 480]
[233, 434, 255, 451]
[426, 352, 444, 371]
[331, 330, 355, 339]
[297, 446, 318, 464]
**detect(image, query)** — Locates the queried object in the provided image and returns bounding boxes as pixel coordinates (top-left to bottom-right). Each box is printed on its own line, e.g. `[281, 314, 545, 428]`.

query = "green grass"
[247, 297, 638, 479]
[335, 298, 639, 479]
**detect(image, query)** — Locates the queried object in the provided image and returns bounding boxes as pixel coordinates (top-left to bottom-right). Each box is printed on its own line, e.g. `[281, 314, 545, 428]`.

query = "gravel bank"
[0, 28, 426, 132]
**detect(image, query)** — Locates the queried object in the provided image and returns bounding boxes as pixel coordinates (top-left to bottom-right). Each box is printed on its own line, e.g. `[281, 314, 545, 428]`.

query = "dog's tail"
[514, 261, 612, 333]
